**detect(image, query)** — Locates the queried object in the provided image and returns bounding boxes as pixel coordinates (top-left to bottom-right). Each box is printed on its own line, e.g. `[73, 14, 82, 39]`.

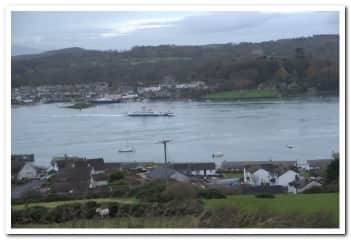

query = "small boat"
[127, 107, 174, 117]
[212, 152, 224, 158]
[128, 111, 174, 117]
[118, 140, 135, 153]
[118, 146, 135, 153]
[90, 97, 121, 104]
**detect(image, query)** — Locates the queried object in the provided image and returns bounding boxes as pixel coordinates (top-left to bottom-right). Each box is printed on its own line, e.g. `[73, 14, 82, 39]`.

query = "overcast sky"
[12, 11, 339, 54]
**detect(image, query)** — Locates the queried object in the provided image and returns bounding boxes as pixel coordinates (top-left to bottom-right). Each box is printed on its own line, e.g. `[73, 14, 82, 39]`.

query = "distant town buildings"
[11, 79, 209, 105]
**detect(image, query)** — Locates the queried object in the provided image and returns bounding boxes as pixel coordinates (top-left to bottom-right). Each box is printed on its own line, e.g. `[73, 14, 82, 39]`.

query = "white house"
[278, 170, 299, 186]
[17, 163, 38, 180]
[244, 168, 300, 193]
[244, 168, 277, 186]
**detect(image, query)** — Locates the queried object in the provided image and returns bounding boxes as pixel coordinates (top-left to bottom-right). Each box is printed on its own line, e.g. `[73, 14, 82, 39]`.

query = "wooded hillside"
[12, 34, 339, 93]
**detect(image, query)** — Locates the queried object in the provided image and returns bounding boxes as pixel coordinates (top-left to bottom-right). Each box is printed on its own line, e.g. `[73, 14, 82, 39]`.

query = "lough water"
[11, 97, 339, 167]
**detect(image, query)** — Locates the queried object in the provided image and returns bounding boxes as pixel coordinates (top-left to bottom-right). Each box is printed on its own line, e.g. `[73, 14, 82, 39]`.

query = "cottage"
[244, 168, 277, 186]
[244, 167, 300, 193]
[277, 170, 299, 186]
[12, 154, 43, 181]
[16, 163, 39, 180]
[171, 162, 216, 176]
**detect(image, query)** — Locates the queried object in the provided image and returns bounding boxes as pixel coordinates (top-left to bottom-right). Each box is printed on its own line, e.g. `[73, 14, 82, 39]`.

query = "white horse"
[96, 208, 110, 218]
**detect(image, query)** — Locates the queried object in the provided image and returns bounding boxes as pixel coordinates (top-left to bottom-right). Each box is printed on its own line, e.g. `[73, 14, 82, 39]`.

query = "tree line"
[12, 34, 339, 94]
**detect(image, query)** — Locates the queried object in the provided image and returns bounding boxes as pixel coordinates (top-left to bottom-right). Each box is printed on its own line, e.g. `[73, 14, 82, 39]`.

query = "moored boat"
[90, 97, 121, 104]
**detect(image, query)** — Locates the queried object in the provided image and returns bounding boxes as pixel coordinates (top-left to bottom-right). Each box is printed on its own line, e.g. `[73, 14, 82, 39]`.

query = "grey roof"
[53, 166, 91, 183]
[147, 166, 176, 179]
[171, 162, 216, 171]
[51, 181, 90, 194]
[12, 160, 26, 176]
[51, 166, 91, 194]
[87, 158, 105, 171]
[147, 166, 190, 182]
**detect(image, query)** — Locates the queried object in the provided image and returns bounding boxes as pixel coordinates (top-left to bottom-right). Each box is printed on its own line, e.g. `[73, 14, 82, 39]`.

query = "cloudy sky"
[12, 11, 339, 54]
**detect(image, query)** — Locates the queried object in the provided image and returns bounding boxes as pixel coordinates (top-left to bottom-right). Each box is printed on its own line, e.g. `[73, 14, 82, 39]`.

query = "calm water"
[12, 97, 339, 167]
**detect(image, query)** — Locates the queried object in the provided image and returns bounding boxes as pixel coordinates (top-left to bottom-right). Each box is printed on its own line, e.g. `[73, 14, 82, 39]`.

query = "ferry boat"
[127, 107, 174, 117]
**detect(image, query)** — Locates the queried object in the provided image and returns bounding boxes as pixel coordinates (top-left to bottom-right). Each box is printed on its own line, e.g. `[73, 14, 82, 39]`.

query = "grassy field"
[207, 89, 279, 100]
[12, 198, 138, 210]
[14, 216, 199, 228]
[204, 193, 339, 223]
[222, 172, 242, 178]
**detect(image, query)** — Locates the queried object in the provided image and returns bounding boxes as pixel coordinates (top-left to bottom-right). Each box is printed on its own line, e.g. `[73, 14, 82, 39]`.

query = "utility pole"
[158, 139, 172, 185]
[159, 139, 172, 165]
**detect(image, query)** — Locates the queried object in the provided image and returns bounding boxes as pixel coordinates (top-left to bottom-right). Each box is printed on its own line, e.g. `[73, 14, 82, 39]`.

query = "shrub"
[134, 180, 166, 202]
[82, 201, 99, 219]
[160, 182, 197, 202]
[302, 186, 324, 194]
[27, 206, 49, 223]
[106, 202, 120, 217]
[110, 179, 129, 185]
[109, 171, 125, 183]
[198, 188, 226, 199]
[48, 204, 79, 223]
[255, 193, 275, 198]
[198, 207, 337, 228]
[324, 182, 339, 193]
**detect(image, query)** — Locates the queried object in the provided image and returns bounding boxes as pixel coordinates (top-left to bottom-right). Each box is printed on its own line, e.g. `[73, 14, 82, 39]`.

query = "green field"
[207, 89, 279, 100]
[222, 172, 242, 178]
[12, 198, 138, 210]
[204, 193, 339, 223]
[14, 216, 199, 228]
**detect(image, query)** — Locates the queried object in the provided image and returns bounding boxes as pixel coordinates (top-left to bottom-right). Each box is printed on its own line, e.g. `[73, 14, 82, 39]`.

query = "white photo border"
[5, 4, 346, 235]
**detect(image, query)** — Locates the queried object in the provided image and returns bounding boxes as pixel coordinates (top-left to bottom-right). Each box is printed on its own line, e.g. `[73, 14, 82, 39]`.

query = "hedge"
[12, 199, 203, 226]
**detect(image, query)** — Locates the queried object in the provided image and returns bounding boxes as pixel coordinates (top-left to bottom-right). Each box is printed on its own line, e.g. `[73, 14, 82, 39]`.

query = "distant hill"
[11, 34, 339, 92]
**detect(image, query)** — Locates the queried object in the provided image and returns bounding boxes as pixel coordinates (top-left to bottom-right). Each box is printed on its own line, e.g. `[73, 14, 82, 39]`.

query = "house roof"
[51, 166, 91, 193]
[51, 181, 90, 194]
[147, 166, 176, 179]
[53, 166, 91, 183]
[171, 162, 216, 172]
[53, 157, 89, 169]
[12, 160, 26, 176]
[87, 158, 105, 171]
